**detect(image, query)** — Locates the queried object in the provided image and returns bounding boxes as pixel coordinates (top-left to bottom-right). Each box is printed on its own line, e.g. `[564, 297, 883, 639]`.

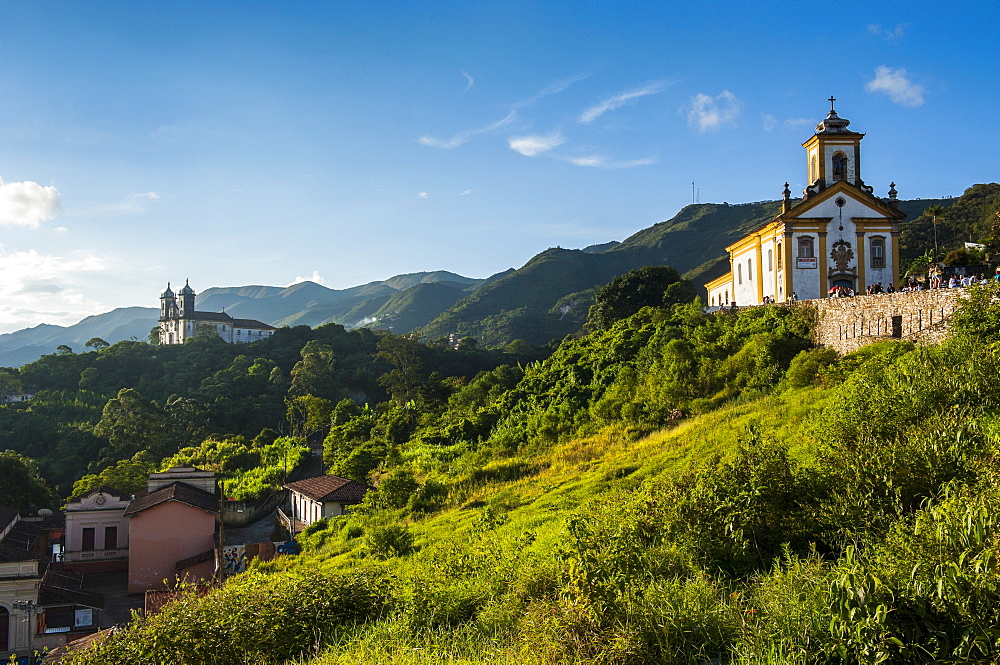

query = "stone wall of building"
[804, 288, 964, 354]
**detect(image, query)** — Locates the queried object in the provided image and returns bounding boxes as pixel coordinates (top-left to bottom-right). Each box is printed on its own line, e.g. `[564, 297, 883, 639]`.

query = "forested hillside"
[64, 281, 1000, 664]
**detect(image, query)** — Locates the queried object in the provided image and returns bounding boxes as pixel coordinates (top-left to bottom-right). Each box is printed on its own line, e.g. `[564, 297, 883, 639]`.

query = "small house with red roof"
[281, 475, 370, 535]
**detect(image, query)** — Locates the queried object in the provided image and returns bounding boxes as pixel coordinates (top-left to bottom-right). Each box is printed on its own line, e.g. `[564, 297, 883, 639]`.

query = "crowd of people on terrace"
[827, 268, 1000, 298]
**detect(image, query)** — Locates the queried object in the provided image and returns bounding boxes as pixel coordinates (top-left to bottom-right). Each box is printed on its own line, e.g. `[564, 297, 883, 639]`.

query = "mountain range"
[0, 193, 966, 367]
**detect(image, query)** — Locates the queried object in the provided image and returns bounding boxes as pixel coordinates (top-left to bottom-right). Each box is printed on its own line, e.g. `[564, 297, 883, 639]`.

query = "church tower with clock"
[706, 99, 907, 306]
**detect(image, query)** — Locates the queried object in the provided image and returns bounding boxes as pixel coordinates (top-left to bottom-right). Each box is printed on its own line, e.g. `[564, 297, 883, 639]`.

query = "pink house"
[123, 468, 219, 594]
[62, 486, 132, 574]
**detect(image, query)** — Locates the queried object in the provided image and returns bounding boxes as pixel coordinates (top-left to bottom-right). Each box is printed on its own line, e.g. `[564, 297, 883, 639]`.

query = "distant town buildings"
[158, 280, 276, 345]
[706, 100, 905, 306]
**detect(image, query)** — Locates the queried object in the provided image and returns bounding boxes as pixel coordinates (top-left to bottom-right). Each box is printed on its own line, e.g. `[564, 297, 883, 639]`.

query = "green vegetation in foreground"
[67, 284, 1000, 664]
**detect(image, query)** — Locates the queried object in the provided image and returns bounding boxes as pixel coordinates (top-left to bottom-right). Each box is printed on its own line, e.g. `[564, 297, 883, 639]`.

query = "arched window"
[768, 248, 773, 271]
[810, 156, 818, 181]
[0, 605, 8, 651]
[777, 242, 783, 269]
[798, 236, 815, 258]
[737, 264, 743, 284]
[870, 236, 886, 268]
[725, 290, 729, 304]
[747, 258, 753, 280]
[832, 151, 848, 180]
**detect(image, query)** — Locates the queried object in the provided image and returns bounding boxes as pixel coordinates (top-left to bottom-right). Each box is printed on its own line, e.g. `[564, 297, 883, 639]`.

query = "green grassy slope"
[73, 288, 1000, 664]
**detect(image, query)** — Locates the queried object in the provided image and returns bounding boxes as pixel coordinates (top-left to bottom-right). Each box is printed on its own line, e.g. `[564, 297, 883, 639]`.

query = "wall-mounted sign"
[797, 258, 817, 269]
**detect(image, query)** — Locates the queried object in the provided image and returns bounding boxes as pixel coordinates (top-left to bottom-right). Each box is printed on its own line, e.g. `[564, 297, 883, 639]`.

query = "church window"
[737, 264, 743, 284]
[768, 248, 773, 271]
[725, 290, 729, 304]
[777, 242, 783, 269]
[832, 151, 848, 180]
[870, 236, 886, 268]
[748, 258, 752, 280]
[798, 236, 815, 258]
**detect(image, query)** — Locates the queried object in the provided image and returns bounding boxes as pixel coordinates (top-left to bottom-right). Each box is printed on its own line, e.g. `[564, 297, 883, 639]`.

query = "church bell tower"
[159, 283, 176, 321]
[178, 280, 196, 317]
[801, 97, 871, 196]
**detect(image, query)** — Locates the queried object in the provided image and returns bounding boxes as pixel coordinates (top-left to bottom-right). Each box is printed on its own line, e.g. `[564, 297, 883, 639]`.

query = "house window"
[737, 264, 743, 284]
[870, 236, 886, 268]
[832, 151, 848, 180]
[104, 525, 118, 550]
[798, 236, 815, 258]
[82, 527, 95, 551]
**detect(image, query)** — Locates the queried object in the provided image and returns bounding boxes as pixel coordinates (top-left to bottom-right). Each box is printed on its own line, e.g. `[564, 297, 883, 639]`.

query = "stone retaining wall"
[806, 288, 964, 354]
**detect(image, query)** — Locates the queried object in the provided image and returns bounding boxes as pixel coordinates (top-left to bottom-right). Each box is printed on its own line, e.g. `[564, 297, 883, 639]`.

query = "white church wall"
[732, 246, 758, 306]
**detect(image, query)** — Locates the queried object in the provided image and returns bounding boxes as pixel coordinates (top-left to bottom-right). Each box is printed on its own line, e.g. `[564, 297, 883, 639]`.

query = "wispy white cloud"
[579, 80, 669, 124]
[513, 74, 590, 110]
[867, 23, 909, 44]
[418, 74, 588, 149]
[460, 70, 474, 93]
[762, 113, 778, 132]
[0, 179, 61, 227]
[417, 192, 429, 199]
[564, 155, 656, 169]
[459, 189, 472, 196]
[418, 110, 517, 149]
[77, 191, 161, 217]
[866, 66, 925, 107]
[687, 90, 742, 132]
[288, 271, 326, 286]
[784, 117, 813, 128]
[0, 247, 107, 332]
[508, 132, 567, 157]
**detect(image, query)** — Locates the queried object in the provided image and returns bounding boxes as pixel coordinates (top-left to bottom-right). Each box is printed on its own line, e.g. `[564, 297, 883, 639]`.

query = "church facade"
[706, 101, 906, 306]
[158, 280, 276, 345]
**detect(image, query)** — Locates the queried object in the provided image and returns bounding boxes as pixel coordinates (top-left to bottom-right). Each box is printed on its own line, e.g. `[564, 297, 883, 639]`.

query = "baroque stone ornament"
[830, 240, 854, 272]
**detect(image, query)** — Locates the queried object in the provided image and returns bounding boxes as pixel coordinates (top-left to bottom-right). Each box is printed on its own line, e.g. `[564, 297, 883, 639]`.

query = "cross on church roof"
[828, 96, 836, 111]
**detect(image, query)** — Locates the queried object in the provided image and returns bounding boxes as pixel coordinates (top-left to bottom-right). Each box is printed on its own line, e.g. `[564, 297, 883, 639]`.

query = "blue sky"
[0, 0, 996, 334]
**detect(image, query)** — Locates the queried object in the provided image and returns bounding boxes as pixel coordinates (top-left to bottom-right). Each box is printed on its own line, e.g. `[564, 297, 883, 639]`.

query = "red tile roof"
[283, 475, 371, 504]
[123, 481, 219, 516]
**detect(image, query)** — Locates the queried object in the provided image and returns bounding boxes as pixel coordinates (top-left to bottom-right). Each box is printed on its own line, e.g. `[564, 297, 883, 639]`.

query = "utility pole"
[13, 599, 39, 663]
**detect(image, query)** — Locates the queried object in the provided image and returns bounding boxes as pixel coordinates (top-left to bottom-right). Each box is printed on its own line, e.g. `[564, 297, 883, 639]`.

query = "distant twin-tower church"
[158, 280, 275, 345]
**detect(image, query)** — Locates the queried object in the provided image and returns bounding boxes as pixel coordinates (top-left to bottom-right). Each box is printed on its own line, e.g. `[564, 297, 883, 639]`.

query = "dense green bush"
[68, 569, 387, 665]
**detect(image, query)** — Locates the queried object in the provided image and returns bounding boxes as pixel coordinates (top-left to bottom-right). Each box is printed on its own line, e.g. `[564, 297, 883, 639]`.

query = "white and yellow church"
[706, 100, 905, 306]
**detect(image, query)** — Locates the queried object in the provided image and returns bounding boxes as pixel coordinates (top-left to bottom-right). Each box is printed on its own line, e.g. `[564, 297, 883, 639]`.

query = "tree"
[0, 450, 53, 513]
[55, 344, 74, 355]
[925, 204, 946, 262]
[587, 266, 696, 329]
[375, 334, 424, 402]
[85, 337, 110, 351]
[289, 342, 339, 399]
[285, 395, 334, 440]
[69, 451, 156, 499]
